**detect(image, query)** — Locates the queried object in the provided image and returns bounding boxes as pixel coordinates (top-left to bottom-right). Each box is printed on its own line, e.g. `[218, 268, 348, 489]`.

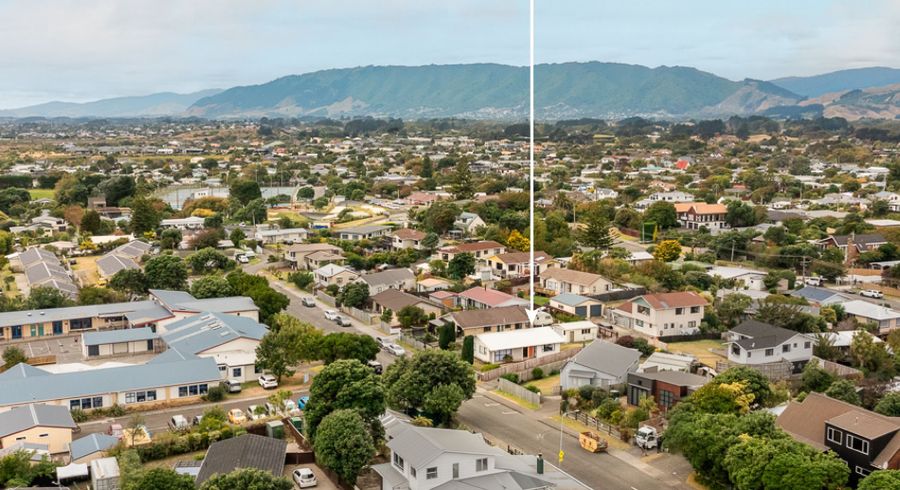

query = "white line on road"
[484, 403, 500, 407]
[502, 411, 518, 415]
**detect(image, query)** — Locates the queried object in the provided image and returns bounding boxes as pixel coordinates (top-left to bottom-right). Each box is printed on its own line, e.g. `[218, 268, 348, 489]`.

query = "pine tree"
[580, 214, 617, 251]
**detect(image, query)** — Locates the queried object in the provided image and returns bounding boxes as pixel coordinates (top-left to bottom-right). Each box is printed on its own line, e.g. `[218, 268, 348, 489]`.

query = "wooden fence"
[478, 348, 581, 381]
[566, 411, 623, 441]
[498, 378, 542, 406]
[315, 290, 336, 306]
[716, 359, 794, 381]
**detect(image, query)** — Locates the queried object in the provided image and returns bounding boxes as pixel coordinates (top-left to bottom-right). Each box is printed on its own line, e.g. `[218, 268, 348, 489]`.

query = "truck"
[635, 426, 660, 450]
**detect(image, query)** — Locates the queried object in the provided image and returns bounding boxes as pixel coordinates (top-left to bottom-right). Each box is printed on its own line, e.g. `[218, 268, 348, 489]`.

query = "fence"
[498, 378, 542, 406]
[315, 290, 336, 306]
[341, 305, 376, 324]
[478, 348, 581, 382]
[400, 332, 431, 350]
[566, 411, 623, 441]
[716, 359, 794, 381]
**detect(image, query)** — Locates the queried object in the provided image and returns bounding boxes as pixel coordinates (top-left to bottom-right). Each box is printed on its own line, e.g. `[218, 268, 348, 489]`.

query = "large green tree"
[643, 201, 678, 229]
[255, 314, 322, 382]
[580, 214, 617, 250]
[337, 282, 369, 309]
[859, 470, 900, 490]
[306, 359, 385, 442]
[187, 248, 233, 275]
[123, 468, 194, 490]
[190, 275, 236, 299]
[229, 179, 263, 206]
[130, 197, 161, 234]
[383, 350, 475, 425]
[143, 254, 188, 290]
[110, 269, 149, 295]
[447, 253, 475, 280]
[313, 409, 376, 485]
[317, 333, 379, 364]
[199, 468, 292, 490]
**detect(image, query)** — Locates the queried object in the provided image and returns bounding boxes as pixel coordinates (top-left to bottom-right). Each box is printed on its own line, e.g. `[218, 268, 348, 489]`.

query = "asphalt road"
[457, 394, 690, 490]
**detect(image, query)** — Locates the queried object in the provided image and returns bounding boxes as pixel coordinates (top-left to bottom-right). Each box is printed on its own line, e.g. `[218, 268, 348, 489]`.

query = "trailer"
[579, 431, 608, 453]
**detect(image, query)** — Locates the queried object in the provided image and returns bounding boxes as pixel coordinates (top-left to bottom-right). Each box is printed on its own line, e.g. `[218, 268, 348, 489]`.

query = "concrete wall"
[498, 378, 541, 406]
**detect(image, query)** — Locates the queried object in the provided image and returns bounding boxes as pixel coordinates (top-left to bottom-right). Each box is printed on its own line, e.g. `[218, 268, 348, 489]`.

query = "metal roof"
[0, 403, 76, 437]
[96, 254, 139, 278]
[82, 328, 158, 346]
[0, 300, 160, 329]
[550, 293, 595, 307]
[196, 434, 287, 484]
[69, 433, 120, 461]
[161, 312, 268, 356]
[387, 425, 495, 470]
[567, 340, 640, 378]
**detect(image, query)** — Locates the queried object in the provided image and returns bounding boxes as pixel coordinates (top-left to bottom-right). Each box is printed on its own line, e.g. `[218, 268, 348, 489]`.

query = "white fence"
[478, 348, 581, 382]
[498, 378, 542, 406]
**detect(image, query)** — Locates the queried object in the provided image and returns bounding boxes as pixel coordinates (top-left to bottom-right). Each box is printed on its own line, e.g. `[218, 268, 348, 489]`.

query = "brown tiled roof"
[638, 292, 707, 309]
[450, 306, 529, 329]
[371, 289, 436, 312]
[393, 228, 427, 240]
[441, 241, 504, 253]
[539, 267, 607, 287]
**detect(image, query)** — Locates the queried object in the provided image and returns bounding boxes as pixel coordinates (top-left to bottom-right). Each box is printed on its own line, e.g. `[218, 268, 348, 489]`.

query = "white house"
[726, 319, 813, 374]
[254, 227, 309, 244]
[552, 320, 598, 343]
[611, 291, 708, 338]
[560, 340, 640, 390]
[538, 268, 612, 296]
[473, 327, 564, 364]
[160, 216, 206, 230]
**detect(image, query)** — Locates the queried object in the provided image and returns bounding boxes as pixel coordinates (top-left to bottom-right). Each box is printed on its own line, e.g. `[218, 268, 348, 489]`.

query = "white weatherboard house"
[552, 320, 598, 343]
[726, 319, 813, 374]
[560, 340, 640, 390]
[473, 327, 564, 364]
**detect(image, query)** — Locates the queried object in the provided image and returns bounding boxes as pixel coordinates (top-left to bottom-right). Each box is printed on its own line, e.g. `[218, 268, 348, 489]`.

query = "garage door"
[590, 305, 602, 317]
[575, 306, 587, 317]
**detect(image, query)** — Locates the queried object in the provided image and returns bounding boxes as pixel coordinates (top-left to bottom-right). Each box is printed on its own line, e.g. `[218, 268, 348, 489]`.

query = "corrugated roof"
[196, 434, 287, 484]
[550, 293, 594, 307]
[387, 426, 495, 470]
[476, 327, 565, 351]
[0, 403, 76, 437]
[0, 300, 160, 329]
[567, 340, 640, 378]
[69, 433, 119, 461]
[161, 312, 268, 356]
[82, 328, 158, 346]
[450, 306, 529, 329]
[637, 291, 707, 309]
[360, 268, 415, 287]
[540, 267, 608, 287]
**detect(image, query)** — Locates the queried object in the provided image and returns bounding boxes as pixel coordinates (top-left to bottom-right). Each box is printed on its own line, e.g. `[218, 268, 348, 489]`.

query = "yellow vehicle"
[227, 408, 247, 424]
[579, 431, 608, 453]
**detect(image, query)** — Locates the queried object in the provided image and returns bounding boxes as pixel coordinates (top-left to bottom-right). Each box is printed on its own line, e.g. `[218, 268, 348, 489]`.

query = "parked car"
[264, 402, 278, 415]
[297, 396, 310, 410]
[376, 337, 389, 348]
[384, 343, 406, 356]
[258, 374, 278, 389]
[861, 289, 884, 299]
[292, 467, 318, 488]
[324, 309, 339, 321]
[367, 360, 383, 374]
[227, 408, 247, 424]
[335, 316, 350, 327]
[284, 399, 300, 416]
[302, 297, 316, 307]
[168, 415, 190, 432]
[222, 379, 242, 393]
[107, 423, 124, 439]
[804, 276, 824, 287]
[236, 254, 249, 264]
[247, 405, 266, 421]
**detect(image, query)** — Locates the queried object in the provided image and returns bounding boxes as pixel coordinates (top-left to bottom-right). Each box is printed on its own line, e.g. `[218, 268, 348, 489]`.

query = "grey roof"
[196, 434, 287, 484]
[109, 240, 151, 260]
[96, 254, 139, 278]
[149, 289, 258, 313]
[69, 433, 119, 461]
[567, 340, 640, 378]
[18, 247, 57, 267]
[433, 471, 552, 490]
[730, 319, 802, 350]
[125, 303, 175, 326]
[387, 425, 496, 470]
[161, 312, 268, 356]
[632, 370, 709, 387]
[0, 358, 220, 406]
[790, 286, 845, 303]
[360, 268, 415, 287]
[0, 403, 76, 437]
[825, 233, 887, 247]
[550, 293, 594, 307]
[82, 327, 158, 346]
[0, 300, 159, 329]
[371, 288, 437, 312]
[340, 224, 390, 235]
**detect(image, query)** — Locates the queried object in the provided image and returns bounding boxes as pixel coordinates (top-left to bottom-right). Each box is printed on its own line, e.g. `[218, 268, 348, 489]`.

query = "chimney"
[537, 453, 544, 475]
[845, 233, 859, 266]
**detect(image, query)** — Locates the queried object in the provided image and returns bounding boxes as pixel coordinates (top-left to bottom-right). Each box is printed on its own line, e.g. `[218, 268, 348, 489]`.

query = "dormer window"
[847, 434, 869, 455]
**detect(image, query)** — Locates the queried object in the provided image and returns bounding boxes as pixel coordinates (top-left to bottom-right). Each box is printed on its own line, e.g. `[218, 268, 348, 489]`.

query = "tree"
[124, 468, 194, 490]
[160, 228, 182, 250]
[447, 253, 475, 280]
[143, 255, 188, 290]
[314, 409, 376, 485]
[850, 330, 896, 380]
[125, 414, 145, 447]
[2, 346, 27, 368]
[199, 468, 292, 490]
[397, 305, 427, 329]
[383, 350, 475, 420]
[438, 323, 456, 350]
[813, 333, 842, 361]
[824, 379, 861, 405]
[317, 333, 379, 364]
[110, 269, 148, 295]
[290, 271, 314, 290]
[689, 382, 755, 414]
[337, 282, 369, 309]
[26, 286, 75, 310]
[461, 335, 474, 363]
[653, 240, 682, 262]
[189, 229, 224, 250]
[875, 392, 900, 416]
[643, 201, 678, 229]
[191, 275, 236, 299]
[188, 248, 233, 274]
[229, 179, 262, 206]
[421, 232, 440, 251]
[80, 209, 102, 234]
[506, 229, 530, 252]
[451, 161, 473, 199]
[246, 285, 289, 325]
[859, 470, 900, 490]
[79, 286, 127, 305]
[725, 201, 761, 228]
[580, 214, 617, 250]
[423, 384, 466, 426]
[255, 314, 322, 382]
[716, 293, 751, 329]
[420, 202, 462, 235]
[800, 359, 836, 393]
[713, 366, 772, 408]
[306, 359, 385, 441]
[97, 176, 136, 206]
[229, 228, 246, 246]
[0, 188, 30, 215]
[130, 197, 161, 234]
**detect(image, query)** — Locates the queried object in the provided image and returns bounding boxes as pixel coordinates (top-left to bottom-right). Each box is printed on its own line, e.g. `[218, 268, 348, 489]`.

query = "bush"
[525, 385, 540, 394]
[479, 363, 500, 372]
[578, 384, 596, 402]
[500, 373, 520, 384]
[107, 404, 126, 417]
[205, 385, 227, 402]
[596, 398, 620, 420]
[70, 408, 87, 423]
[591, 389, 609, 407]
[531, 367, 545, 380]
[550, 369, 560, 376]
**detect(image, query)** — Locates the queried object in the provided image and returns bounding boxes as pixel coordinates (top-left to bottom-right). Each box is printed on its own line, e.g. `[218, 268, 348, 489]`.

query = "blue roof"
[82, 328, 158, 346]
[790, 286, 842, 302]
[161, 312, 268, 356]
[69, 433, 120, 461]
[550, 293, 594, 307]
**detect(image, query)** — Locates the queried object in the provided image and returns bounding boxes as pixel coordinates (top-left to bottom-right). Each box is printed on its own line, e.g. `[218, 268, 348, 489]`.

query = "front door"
[52, 322, 63, 335]
[523, 347, 529, 358]
[11, 325, 22, 339]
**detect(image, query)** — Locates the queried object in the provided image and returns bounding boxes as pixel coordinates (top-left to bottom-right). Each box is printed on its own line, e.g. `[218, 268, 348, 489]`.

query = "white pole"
[529, 0, 536, 317]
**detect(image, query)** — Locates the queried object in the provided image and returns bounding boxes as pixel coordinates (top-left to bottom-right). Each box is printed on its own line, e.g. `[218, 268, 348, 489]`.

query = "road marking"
[502, 411, 518, 415]
[472, 394, 484, 398]
[484, 403, 500, 407]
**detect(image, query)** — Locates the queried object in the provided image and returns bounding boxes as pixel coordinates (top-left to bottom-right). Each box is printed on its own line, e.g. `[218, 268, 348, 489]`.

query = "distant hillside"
[770, 67, 900, 97]
[0, 90, 222, 118]
[187, 62, 803, 119]
[802, 84, 900, 120]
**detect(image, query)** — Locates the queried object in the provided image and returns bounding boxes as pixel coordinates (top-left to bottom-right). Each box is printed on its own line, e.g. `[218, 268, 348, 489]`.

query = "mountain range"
[2, 63, 899, 120]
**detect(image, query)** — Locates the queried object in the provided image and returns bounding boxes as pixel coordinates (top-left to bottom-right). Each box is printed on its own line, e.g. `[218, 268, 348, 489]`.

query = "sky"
[0, 0, 898, 108]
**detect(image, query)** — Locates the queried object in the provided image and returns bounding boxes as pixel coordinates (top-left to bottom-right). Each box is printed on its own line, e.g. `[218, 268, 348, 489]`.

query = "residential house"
[448, 306, 530, 337]
[254, 227, 309, 245]
[818, 233, 888, 264]
[559, 340, 640, 390]
[159, 216, 206, 230]
[640, 352, 696, 373]
[552, 320, 598, 343]
[789, 286, 854, 306]
[0, 403, 76, 454]
[439, 241, 506, 265]
[359, 268, 417, 295]
[611, 292, 708, 338]
[549, 293, 603, 319]
[313, 263, 360, 288]
[726, 319, 813, 373]
[486, 251, 556, 279]
[14, 247, 78, 299]
[474, 327, 564, 364]
[406, 191, 443, 207]
[840, 300, 900, 334]
[538, 268, 613, 296]
[338, 225, 391, 241]
[454, 212, 486, 235]
[634, 191, 695, 210]
[777, 392, 900, 485]
[675, 203, 728, 231]
[285, 243, 344, 270]
[626, 371, 708, 411]
[392, 228, 428, 250]
[196, 434, 287, 486]
[456, 287, 528, 309]
[68, 433, 120, 464]
[416, 277, 452, 293]
[371, 289, 444, 324]
[707, 266, 768, 291]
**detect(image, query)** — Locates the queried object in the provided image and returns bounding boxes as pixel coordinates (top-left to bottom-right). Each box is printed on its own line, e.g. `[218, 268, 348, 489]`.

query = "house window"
[826, 427, 843, 445]
[804, 341, 811, 349]
[856, 466, 872, 477]
[452, 463, 459, 479]
[581, 329, 592, 335]
[476, 458, 488, 472]
[765, 348, 774, 357]
[675, 308, 684, 315]
[233, 367, 242, 378]
[847, 434, 869, 455]
[393, 452, 405, 471]
[659, 390, 674, 408]
[39, 433, 48, 438]
[731, 345, 740, 356]
[178, 384, 208, 398]
[543, 344, 555, 352]
[690, 306, 700, 313]
[782, 344, 791, 353]
[426, 467, 438, 479]
[688, 321, 696, 329]
[410, 467, 416, 478]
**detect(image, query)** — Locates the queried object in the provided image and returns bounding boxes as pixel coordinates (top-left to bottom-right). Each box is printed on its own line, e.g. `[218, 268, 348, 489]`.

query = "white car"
[861, 289, 884, 299]
[385, 343, 406, 356]
[258, 374, 278, 389]
[292, 467, 318, 488]
[324, 310, 339, 321]
[236, 254, 249, 264]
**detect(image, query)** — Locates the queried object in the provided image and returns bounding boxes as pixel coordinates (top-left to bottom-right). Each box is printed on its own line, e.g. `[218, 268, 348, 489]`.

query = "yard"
[665, 339, 727, 367]
[525, 374, 560, 395]
[533, 296, 550, 306]
[72, 256, 100, 286]
[0, 266, 19, 298]
[28, 188, 55, 200]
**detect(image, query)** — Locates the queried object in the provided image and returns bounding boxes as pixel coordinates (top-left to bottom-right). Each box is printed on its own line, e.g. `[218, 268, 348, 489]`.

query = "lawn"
[28, 189, 55, 200]
[666, 339, 727, 366]
[0, 267, 19, 298]
[533, 296, 550, 306]
[72, 256, 100, 286]
[525, 374, 560, 395]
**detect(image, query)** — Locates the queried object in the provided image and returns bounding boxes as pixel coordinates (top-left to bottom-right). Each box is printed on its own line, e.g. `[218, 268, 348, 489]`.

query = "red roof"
[459, 287, 522, 307]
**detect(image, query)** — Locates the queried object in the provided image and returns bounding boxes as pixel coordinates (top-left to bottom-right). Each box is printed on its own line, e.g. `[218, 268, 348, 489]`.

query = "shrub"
[531, 367, 545, 380]
[107, 404, 126, 417]
[479, 363, 500, 372]
[591, 388, 609, 407]
[500, 373, 520, 384]
[616, 335, 635, 348]
[550, 369, 560, 376]
[596, 398, 620, 420]
[205, 385, 227, 402]
[525, 385, 540, 394]
[578, 384, 596, 402]
[70, 408, 87, 423]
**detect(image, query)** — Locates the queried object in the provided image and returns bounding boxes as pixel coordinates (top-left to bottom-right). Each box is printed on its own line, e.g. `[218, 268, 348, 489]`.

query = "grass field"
[525, 374, 560, 394]
[533, 296, 550, 306]
[72, 256, 100, 286]
[0, 267, 19, 298]
[666, 339, 727, 366]
[28, 189, 55, 200]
